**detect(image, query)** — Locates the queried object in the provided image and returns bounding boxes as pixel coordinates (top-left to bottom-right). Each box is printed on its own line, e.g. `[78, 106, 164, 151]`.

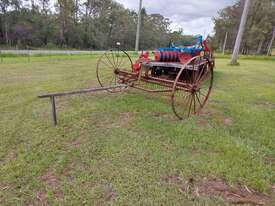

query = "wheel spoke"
[199, 90, 207, 98]
[187, 94, 194, 117]
[183, 93, 192, 106]
[101, 58, 113, 68]
[195, 93, 203, 108]
[109, 74, 115, 85]
[174, 91, 191, 116]
[195, 64, 205, 84]
[197, 69, 209, 86]
[116, 50, 120, 67]
[185, 66, 192, 84]
[111, 50, 117, 67]
[104, 53, 115, 68]
[193, 94, 197, 114]
[97, 50, 132, 92]
[172, 58, 213, 120]
[183, 93, 192, 116]
[118, 57, 127, 69]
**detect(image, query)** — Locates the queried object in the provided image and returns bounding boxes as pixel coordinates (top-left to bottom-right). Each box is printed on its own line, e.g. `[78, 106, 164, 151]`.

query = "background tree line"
[0, 0, 190, 50]
[213, 0, 275, 55]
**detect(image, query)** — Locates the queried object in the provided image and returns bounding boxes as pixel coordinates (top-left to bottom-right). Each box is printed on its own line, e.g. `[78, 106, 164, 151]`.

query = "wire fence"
[0, 49, 274, 64]
[0, 50, 138, 64]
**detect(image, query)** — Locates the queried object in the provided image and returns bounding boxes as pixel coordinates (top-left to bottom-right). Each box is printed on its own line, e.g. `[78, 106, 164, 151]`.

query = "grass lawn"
[0, 55, 274, 205]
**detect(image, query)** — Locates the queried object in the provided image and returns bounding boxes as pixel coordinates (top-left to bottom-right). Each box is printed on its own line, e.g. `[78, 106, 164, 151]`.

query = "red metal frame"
[96, 43, 215, 119]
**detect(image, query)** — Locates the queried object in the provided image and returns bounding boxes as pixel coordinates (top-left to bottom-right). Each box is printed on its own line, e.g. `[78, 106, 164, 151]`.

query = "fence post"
[50, 96, 57, 126]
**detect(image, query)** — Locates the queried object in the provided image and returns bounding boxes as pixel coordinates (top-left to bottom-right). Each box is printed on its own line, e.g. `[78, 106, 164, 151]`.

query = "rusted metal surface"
[38, 85, 127, 98]
[38, 85, 127, 126]
[39, 45, 214, 126]
[131, 85, 172, 93]
[96, 50, 133, 92]
[95, 49, 214, 120]
[171, 56, 214, 119]
[50, 96, 57, 126]
[146, 60, 207, 70]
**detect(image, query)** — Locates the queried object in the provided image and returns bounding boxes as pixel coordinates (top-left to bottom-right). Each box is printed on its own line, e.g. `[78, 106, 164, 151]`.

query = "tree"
[231, 0, 251, 65]
[0, 0, 189, 50]
[0, 0, 10, 44]
[213, 0, 275, 55]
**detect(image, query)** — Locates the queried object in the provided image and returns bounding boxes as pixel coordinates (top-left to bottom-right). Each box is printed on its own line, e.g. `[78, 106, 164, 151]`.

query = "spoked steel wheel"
[96, 49, 133, 92]
[171, 56, 214, 120]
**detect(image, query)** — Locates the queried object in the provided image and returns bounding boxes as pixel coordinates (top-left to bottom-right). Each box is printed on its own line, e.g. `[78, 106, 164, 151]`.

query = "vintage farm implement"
[97, 35, 214, 119]
[39, 35, 214, 125]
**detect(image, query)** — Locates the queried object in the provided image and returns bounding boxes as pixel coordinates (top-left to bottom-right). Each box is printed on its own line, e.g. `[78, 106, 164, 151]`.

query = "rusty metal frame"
[38, 85, 127, 126]
[39, 50, 214, 126]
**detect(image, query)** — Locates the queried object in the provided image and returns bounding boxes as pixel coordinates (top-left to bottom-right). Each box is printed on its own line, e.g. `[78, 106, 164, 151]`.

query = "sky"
[115, 0, 237, 36]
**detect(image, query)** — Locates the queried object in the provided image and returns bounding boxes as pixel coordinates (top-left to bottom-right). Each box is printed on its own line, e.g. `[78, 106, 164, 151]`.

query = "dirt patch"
[4, 150, 17, 162]
[195, 116, 214, 128]
[104, 184, 116, 202]
[0, 183, 9, 191]
[42, 170, 60, 189]
[0, 182, 8, 204]
[71, 138, 82, 148]
[199, 108, 233, 127]
[210, 100, 225, 105]
[199, 108, 220, 116]
[197, 177, 271, 205]
[254, 102, 275, 109]
[36, 190, 49, 206]
[163, 175, 185, 185]
[89, 183, 116, 203]
[0, 197, 6, 205]
[107, 112, 135, 128]
[264, 156, 275, 166]
[162, 142, 176, 151]
[163, 176, 272, 205]
[223, 118, 233, 126]
[41, 169, 64, 200]
[189, 147, 223, 156]
[196, 118, 210, 126]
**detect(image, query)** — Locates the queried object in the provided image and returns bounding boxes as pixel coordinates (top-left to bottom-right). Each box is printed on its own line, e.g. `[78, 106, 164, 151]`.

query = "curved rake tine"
[104, 53, 116, 68]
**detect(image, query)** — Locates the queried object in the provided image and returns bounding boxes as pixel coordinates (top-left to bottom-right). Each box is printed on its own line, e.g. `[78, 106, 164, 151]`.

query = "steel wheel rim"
[96, 50, 133, 92]
[171, 56, 214, 120]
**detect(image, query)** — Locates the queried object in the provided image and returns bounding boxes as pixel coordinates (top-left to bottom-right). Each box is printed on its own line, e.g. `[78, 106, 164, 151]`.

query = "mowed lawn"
[0, 55, 274, 205]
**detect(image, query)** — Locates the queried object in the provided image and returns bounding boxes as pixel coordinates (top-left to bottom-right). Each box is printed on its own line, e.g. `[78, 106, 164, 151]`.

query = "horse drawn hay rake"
[39, 35, 214, 125]
[97, 35, 214, 120]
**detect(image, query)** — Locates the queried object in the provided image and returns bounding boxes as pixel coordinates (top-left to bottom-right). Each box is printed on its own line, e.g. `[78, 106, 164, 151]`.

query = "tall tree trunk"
[219, 41, 223, 51]
[4, 19, 8, 45]
[222, 32, 228, 55]
[74, 0, 79, 24]
[231, 0, 251, 64]
[267, 31, 275, 56]
[256, 39, 264, 54]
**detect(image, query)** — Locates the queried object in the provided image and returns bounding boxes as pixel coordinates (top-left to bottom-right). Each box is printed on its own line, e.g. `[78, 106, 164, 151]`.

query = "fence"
[0, 50, 138, 64]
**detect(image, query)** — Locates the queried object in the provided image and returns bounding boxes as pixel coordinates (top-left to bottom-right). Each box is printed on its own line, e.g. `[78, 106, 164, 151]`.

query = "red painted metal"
[96, 41, 214, 119]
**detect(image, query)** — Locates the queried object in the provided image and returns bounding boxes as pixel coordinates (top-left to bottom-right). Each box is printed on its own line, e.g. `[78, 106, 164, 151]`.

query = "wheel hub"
[190, 84, 200, 93]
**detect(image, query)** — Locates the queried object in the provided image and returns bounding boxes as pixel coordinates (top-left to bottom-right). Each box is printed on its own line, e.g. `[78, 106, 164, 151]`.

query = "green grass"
[215, 53, 275, 61]
[0, 55, 274, 205]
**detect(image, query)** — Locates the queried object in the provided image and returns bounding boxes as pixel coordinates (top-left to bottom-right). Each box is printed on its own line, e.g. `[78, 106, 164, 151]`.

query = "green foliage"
[213, 0, 275, 54]
[0, 0, 192, 50]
